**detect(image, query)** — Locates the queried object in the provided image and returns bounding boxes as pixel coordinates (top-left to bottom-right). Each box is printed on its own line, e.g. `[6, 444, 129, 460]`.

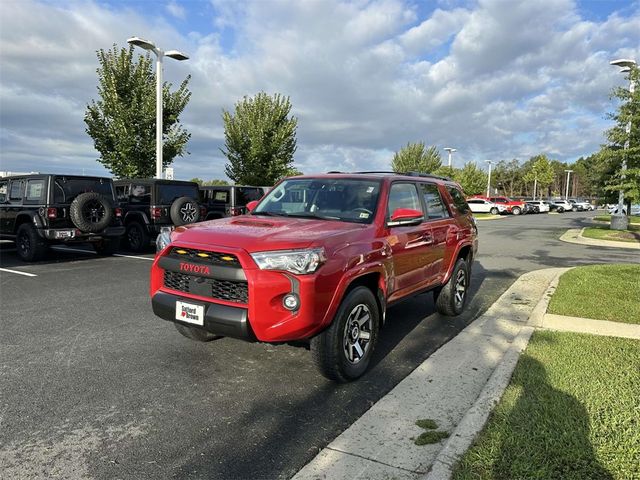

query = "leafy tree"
[85, 45, 191, 178]
[190, 178, 230, 186]
[492, 159, 523, 197]
[221, 92, 297, 186]
[454, 162, 487, 195]
[523, 155, 555, 198]
[391, 142, 442, 173]
[600, 65, 640, 205]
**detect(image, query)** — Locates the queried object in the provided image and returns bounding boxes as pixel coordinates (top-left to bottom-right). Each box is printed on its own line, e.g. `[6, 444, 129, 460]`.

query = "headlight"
[251, 248, 326, 275]
[156, 226, 174, 253]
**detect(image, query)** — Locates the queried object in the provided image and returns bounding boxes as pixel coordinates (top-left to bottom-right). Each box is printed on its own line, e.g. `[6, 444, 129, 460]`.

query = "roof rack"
[403, 171, 452, 181]
[352, 171, 397, 175]
[325, 170, 453, 181]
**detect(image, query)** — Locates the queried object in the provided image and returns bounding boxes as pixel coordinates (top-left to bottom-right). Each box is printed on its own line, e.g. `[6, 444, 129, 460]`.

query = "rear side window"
[25, 179, 45, 203]
[116, 184, 130, 202]
[235, 187, 263, 206]
[421, 183, 449, 219]
[9, 180, 25, 201]
[0, 181, 7, 202]
[387, 183, 422, 217]
[156, 184, 199, 204]
[207, 189, 230, 203]
[53, 177, 113, 203]
[447, 187, 470, 214]
[130, 184, 151, 205]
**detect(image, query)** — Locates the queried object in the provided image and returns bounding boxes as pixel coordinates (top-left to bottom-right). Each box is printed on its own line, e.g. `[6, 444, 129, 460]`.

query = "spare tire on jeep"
[170, 197, 200, 226]
[70, 192, 113, 233]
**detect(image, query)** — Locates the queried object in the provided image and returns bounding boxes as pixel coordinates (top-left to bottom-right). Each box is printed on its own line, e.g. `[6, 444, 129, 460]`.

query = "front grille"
[164, 270, 248, 303]
[168, 247, 241, 267]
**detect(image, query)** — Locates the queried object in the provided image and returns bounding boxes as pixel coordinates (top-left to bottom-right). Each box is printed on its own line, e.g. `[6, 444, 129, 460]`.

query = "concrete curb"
[541, 313, 640, 340]
[421, 268, 567, 480]
[559, 228, 640, 249]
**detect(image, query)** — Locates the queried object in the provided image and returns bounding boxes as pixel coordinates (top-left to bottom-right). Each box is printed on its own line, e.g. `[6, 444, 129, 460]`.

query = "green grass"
[416, 418, 438, 430]
[453, 331, 640, 480]
[548, 264, 640, 324]
[593, 214, 640, 224]
[582, 225, 640, 244]
[473, 213, 500, 219]
[415, 430, 449, 445]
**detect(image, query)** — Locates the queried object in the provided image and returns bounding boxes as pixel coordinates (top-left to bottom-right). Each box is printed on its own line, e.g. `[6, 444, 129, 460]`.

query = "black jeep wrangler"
[0, 174, 125, 261]
[200, 185, 267, 220]
[114, 179, 203, 252]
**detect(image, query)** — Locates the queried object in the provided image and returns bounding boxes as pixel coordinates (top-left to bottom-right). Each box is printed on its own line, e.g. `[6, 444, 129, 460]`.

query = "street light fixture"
[444, 147, 457, 168]
[127, 36, 189, 179]
[485, 160, 493, 197]
[564, 169, 573, 201]
[609, 58, 636, 230]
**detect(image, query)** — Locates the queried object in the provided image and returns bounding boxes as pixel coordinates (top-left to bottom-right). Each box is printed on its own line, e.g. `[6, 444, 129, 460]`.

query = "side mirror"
[387, 208, 423, 227]
[246, 200, 259, 212]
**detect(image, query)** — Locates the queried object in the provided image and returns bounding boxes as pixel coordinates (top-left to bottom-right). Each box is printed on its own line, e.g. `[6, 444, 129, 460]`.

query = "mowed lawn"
[453, 330, 640, 480]
[582, 224, 640, 244]
[548, 264, 640, 324]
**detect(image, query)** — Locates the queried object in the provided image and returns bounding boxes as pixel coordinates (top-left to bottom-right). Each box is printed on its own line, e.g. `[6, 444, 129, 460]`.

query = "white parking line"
[51, 246, 96, 255]
[113, 253, 154, 261]
[0, 267, 37, 277]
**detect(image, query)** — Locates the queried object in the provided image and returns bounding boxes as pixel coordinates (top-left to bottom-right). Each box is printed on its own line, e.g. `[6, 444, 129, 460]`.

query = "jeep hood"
[171, 215, 367, 253]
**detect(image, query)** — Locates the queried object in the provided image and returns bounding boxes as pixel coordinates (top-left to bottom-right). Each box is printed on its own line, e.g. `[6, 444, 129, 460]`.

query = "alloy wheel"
[454, 268, 467, 308]
[342, 304, 373, 364]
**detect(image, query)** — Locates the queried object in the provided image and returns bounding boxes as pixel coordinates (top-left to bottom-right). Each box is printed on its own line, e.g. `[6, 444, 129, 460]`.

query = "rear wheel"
[557, 207, 564, 213]
[126, 221, 149, 252]
[311, 286, 380, 382]
[174, 323, 223, 342]
[511, 206, 522, 215]
[16, 223, 47, 262]
[489, 207, 499, 215]
[434, 258, 469, 316]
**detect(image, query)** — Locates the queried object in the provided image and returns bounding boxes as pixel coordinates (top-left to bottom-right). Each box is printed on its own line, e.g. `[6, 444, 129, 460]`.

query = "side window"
[420, 183, 449, 219]
[130, 184, 150, 205]
[116, 185, 130, 202]
[9, 180, 25, 202]
[387, 183, 422, 218]
[0, 181, 7, 203]
[447, 187, 470, 214]
[25, 179, 45, 204]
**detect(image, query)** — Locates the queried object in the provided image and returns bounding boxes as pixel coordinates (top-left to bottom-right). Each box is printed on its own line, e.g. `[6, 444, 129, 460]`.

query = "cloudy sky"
[1, 0, 638, 181]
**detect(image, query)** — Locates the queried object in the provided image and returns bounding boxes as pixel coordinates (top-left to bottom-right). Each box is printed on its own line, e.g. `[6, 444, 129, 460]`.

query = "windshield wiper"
[252, 211, 289, 217]
[285, 212, 341, 220]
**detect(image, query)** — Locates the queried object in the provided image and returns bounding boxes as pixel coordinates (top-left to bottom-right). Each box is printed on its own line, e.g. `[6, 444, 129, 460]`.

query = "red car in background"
[468, 195, 525, 215]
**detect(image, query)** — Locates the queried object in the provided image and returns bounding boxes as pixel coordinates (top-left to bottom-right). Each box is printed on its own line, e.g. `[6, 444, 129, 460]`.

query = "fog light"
[283, 293, 300, 311]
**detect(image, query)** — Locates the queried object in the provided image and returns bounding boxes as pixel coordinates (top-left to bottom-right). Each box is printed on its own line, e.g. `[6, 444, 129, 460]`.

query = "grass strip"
[547, 264, 640, 324]
[582, 225, 640, 244]
[473, 213, 500, 219]
[453, 331, 640, 480]
[593, 214, 640, 224]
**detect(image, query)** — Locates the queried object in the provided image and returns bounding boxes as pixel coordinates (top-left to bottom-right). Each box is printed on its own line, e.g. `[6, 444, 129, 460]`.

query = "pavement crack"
[325, 446, 427, 474]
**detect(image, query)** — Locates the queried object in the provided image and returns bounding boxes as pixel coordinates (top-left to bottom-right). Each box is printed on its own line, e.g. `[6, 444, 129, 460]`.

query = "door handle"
[422, 232, 434, 245]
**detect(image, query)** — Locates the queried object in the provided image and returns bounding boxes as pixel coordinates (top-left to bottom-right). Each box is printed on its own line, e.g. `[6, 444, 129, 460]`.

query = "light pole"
[485, 160, 493, 197]
[127, 37, 189, 179]
[533, 176, 538, 201]
[444, 147, 457, 168]
[610, 58, 636, 230]
[564, 169, 573, 200]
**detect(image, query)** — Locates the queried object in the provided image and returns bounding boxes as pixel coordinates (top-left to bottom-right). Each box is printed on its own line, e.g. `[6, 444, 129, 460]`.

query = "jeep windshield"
[253, 178, 381, 224]
[53, 177, 114, 203]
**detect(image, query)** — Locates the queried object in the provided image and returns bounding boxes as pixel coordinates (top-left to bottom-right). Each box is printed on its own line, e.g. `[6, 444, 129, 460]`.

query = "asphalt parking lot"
[1, 211, 639, 479]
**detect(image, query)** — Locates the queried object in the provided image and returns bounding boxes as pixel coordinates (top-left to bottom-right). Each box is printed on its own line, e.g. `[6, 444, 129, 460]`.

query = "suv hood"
[172, 215, 368, 253]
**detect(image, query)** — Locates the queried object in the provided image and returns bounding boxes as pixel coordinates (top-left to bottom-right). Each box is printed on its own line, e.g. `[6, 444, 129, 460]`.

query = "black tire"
[70, 192, 113, 233]
[170, 197, 200, 226]
[489, 207, 499, 215]
[174, 323, 222, 342]
[311, 286, 380, 383]
[557, 207, 564, 213]
[434, 258, 469, 316]
[125, 221, 150, 253]
[92, 237, 121, 256]
[511, 206, 522, 215]
[16, 223, 48, 262]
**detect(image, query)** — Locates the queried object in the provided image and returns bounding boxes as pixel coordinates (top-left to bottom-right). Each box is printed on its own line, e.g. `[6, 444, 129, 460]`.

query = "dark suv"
[114, 179, 203, 252]
[151, 172, 477, 382]
[200, 185, 267, 220]
[0, 174, 124, 261]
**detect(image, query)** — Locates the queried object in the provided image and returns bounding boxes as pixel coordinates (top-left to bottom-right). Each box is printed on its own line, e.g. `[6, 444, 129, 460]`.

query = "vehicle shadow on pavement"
[472, 354, 613, 479]
[0, 243, 106, 268]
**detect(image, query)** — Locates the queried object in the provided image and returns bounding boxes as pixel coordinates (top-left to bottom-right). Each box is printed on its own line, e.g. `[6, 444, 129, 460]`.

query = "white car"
[551, 200, 573, 212]
[467, 198, 506, 215]
[569, 199, 594, 211]
[525, 200, 550, 213]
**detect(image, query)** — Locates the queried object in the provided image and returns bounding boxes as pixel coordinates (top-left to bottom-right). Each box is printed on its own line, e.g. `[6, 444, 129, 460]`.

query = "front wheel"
[511, 206, 522, 215]
[489, 207, 499, 215]
[557, 207, 564, 213]
[434, 258, 469, 316]
[311, 286, 380, 383]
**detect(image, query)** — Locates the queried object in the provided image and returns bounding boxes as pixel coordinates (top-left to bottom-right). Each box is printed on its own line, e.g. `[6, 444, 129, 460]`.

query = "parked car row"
[466, 194, 597, 215]
[0, 174, 269, 260]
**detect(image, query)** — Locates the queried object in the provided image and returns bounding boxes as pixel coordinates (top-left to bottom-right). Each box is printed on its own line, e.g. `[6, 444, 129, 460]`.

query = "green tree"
[600, 65, 640, 205]
[454, 162, 487, 195]
[85, 45, 191, 178]
[523, 155, 555, 198]
[391, 142, 442, 173]
[221, 92, 297, 186]
[492, 159, 523, 197]
[190, 178, 230, 186]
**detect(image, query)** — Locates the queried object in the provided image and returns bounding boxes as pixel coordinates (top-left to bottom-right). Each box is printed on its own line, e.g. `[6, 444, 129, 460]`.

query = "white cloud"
[166, 1, 186, 20]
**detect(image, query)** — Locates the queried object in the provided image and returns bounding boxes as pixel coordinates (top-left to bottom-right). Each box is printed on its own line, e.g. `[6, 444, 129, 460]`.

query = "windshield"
[254, 178, 381, 224]
[53, 177, 114, 203]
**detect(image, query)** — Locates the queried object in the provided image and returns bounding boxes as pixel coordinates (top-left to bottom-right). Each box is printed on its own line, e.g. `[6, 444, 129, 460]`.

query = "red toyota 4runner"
[151, 172, 478, 382]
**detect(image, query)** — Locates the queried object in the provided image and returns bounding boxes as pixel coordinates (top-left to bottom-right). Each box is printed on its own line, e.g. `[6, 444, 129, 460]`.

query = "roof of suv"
[113, 178, 198, 186]
[293, 171, 460, 187]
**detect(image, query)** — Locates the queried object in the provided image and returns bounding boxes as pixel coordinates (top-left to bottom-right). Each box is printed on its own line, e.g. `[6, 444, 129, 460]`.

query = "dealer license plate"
[175, 301, 204, 326]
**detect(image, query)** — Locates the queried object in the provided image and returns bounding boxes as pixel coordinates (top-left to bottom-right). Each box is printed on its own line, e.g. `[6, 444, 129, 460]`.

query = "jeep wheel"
[16, 223, 48, 262]
[92, 237, 121, 256]
[174, 323, 223, 342]
[434, 257, 469, 316]
[489, 207, 499, 215]
[70, 192, 113, 233]
[126, 221, 149, 252]
[170, 197, 200, 226]
[311, 286, 379, 383]
[511, 206, 522, 215]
